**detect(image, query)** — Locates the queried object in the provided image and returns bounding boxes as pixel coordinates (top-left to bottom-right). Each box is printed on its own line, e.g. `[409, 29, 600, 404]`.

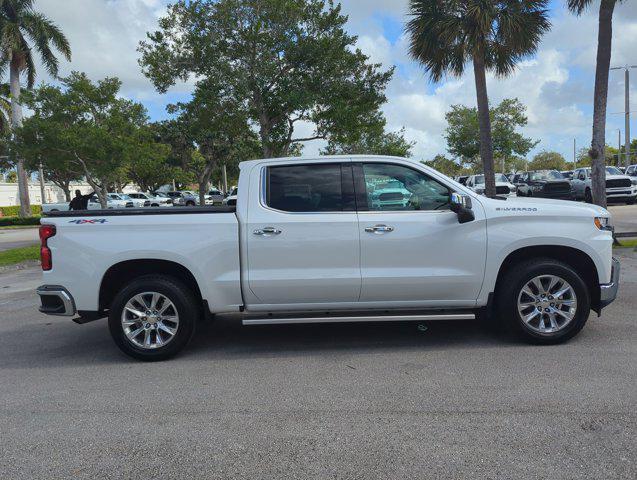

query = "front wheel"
[497, 259, 590, 344]
[584, 188, 593, 203]
[108, 275, 199, 361]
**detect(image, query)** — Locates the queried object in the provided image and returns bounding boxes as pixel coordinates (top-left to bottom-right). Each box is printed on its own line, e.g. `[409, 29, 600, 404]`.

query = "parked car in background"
[513, 170, 572, 200]
[166, 191, 198, 206]
[108, 193, 141, 208]
[206, 188, 224, 205]
[624, 164, 637, 182]
[454, 175, 469, 185]
[223, 187, 238, 206]
[42, 195, 132, 213]
[466, 173, 517, 197]
[571, 166, 637, 204]
[128, 192, 173, 207]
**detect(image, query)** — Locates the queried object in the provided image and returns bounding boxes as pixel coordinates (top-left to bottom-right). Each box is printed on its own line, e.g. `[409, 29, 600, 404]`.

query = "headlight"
[531, 184, 543, 192]
[475, 187, 485, 194]
[510, 185, 517, 192]
[631, 179, 637, 185]
[594, 217, 612, 231]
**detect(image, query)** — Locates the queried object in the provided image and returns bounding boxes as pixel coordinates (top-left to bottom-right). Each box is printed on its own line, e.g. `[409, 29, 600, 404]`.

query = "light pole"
[610, 65, 637, 168]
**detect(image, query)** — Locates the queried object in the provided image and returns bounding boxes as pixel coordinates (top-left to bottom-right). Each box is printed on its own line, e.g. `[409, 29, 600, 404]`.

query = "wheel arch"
[494, 245, 601, 312]
[99, 259, 203, 312]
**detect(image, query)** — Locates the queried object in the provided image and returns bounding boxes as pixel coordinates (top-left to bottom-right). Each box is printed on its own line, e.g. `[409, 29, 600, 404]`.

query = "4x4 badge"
[68, 219, 108, 224]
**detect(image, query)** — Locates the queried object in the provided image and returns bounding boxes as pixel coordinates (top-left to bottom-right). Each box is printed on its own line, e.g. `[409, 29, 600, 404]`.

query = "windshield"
[529, 170, 563, 181]
[474, 174, 508, 184]
[118, 194, 131, 200]
[606, 166, 623, 175]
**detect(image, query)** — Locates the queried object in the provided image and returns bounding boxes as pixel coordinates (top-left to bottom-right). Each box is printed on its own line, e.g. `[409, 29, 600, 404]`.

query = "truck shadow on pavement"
[4, 315, 517, 368]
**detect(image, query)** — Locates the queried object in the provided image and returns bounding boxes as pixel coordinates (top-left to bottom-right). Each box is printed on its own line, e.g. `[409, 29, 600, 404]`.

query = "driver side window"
[360, 163, 451, 212]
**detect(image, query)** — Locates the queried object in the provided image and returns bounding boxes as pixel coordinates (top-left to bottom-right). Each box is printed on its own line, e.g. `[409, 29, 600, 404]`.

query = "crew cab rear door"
[354, 160, 487, 308]
[244, 161, 361, 307]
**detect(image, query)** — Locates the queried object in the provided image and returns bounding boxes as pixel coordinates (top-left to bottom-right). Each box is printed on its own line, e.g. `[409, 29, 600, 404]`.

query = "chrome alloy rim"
[121, 292, 179, 349]
[517, 275, 577, 334]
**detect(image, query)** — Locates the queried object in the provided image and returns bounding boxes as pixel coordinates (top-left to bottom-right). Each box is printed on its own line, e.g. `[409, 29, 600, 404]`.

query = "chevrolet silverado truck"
[37, 155, 619, 361]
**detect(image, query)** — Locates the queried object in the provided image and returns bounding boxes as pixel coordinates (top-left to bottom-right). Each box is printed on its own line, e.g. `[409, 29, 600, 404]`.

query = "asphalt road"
[0, 253, 636, 479]
[0, 227, 38, 251]
[609, 204, 637, 234]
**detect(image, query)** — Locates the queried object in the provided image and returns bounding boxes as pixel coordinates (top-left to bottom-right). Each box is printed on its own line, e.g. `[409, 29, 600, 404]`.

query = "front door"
[355, 161, 487, 308]
[246, 162, 361, 307]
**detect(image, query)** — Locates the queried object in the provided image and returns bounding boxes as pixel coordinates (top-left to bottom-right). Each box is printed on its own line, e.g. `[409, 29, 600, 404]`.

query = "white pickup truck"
[37, 155, 619, 361]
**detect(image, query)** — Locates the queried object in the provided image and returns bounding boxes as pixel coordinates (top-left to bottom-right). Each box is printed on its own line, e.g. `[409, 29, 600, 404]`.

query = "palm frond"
[567, 0, 594, 16]
[22, 11, 71, 62]
[406, 0, 550, 81]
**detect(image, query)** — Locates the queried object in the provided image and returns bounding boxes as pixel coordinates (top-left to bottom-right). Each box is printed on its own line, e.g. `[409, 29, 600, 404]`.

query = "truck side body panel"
[42, 213, 242, 312]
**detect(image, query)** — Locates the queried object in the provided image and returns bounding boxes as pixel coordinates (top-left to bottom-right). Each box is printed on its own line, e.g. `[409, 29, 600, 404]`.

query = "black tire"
[497, 258, 590, 345]
[584, 188, 593, 203]
[108, 275, 199, 361]
[186, 201, 195, 206]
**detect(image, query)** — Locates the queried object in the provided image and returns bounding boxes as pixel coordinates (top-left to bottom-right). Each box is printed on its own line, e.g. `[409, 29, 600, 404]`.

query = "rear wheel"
[584, 188, 593, 203]
[497, 259, 590, 344]
[108, 275, 198, 361]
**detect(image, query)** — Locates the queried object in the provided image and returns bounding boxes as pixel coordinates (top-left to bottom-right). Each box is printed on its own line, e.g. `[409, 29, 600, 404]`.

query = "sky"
[33, 0, 637, 164]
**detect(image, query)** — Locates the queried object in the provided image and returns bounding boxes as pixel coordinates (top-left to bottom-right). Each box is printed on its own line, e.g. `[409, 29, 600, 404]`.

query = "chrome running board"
[242, 312, 475, 326]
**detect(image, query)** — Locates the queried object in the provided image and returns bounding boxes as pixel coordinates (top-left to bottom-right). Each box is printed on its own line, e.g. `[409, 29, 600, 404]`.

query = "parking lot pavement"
[1, 258, 636, 480]
[0, 227, 38, 251]
[608, 204, 637, 234]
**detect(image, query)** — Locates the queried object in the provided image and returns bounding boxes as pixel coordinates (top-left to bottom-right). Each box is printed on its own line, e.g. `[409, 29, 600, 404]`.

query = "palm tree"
[406, 0, 550, 197]
[0, 0, 71, 217]
[568, 0, 622, 208]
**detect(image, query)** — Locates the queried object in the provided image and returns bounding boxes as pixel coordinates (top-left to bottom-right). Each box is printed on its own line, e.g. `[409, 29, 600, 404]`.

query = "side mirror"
[450, 193, 475, 224]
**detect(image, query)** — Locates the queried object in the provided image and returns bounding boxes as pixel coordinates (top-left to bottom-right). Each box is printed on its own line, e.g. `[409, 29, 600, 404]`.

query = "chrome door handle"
[365, 225, 394, 234]
[253, 227, 282, 236]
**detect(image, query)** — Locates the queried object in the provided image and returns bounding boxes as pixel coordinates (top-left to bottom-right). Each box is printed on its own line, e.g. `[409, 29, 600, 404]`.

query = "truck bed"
[42, 206, 237, 217]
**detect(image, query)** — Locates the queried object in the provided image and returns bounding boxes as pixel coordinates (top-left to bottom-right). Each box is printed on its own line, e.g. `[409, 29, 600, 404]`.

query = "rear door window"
[265, 163, 354, 212]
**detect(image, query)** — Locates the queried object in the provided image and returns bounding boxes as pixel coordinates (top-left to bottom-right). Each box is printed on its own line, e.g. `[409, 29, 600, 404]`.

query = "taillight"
[39, 224, 56, 271]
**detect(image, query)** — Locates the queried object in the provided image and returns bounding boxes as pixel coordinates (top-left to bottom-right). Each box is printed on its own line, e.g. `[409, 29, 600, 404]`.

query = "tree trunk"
[472, 52, 496, 197]
[62, 183, 71, 202]
[198, 181, 207, 206]
[589, 0, 616, 209]
[9, 59, 31, 217]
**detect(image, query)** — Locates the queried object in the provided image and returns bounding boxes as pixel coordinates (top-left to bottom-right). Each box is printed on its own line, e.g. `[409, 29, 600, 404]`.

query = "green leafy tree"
[5, 169, 17, 182]
[422, 154, 465, 177]
[568, 0, 624, 208]
[407, 0, 550, 197]
[323, 123, 414, 158]
[125, 127, 175, 193]
[139, 0, 393, 158]
[0, 0, 71, 216]
[17, 72, 153, 208]
[167, 78, 261, 204]
[576, 145, 617, 168]
[445, 99, 538, 171]
[528, 151, 567, 171]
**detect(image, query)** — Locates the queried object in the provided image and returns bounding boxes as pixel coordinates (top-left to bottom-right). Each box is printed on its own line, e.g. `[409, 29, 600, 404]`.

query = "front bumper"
[36, 285, 76, 316]
[599, 258, 620, 309]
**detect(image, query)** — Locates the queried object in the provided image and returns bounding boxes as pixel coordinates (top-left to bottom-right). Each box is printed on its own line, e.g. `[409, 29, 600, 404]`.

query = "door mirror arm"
[450, 193, 475, 224]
